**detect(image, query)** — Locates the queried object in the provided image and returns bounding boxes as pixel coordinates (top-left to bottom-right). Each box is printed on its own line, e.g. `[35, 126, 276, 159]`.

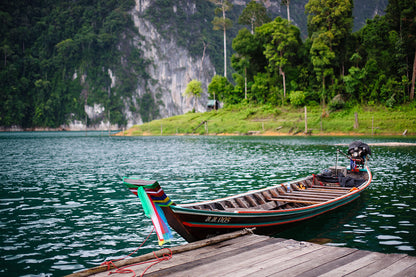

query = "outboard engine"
[348, 141, 371, 169]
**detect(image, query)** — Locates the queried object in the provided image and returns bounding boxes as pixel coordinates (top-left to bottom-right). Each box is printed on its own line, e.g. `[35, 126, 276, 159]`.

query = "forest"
[208, 0, 416, 112]
[0, 0, 415, 129]
[0, 0, 147, 128]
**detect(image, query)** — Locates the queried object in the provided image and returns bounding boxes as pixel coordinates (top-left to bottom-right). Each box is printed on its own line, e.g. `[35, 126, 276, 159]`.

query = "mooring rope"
[101, 227, 172, 277]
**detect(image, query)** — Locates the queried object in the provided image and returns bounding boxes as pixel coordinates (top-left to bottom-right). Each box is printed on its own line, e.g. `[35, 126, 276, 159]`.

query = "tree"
[208, 75, 234, 103]
[0, 41, 14, 67]
[385, 0, 416, 100]
[306, 0, 353, 78]
[231, 28, 265, 100]
[210, 0, 233, 78]
[183, 79, 203, 111]
[309, 31, 335, 107]
[238, 1, 271, 34]
[232, 28, 267, 79]
[261, 17, 301, 98]
[306, 0, 353, 105]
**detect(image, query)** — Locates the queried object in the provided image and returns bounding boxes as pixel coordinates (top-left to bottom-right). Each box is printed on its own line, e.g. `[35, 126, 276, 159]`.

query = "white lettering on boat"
[205, 216, 231, 223]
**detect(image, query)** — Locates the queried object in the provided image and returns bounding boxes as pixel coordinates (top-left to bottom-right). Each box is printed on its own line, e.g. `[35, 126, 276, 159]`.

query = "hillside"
[118, 104, 416, 136]
[0, 0, 402, 131]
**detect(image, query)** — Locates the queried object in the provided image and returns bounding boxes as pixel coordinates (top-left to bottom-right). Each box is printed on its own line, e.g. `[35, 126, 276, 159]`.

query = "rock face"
[123, 0, 216, 127]
[67, 0, 386, 130]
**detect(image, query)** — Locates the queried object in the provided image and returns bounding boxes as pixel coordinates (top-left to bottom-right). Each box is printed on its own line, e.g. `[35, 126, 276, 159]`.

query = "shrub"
[290, 91, 306, 107]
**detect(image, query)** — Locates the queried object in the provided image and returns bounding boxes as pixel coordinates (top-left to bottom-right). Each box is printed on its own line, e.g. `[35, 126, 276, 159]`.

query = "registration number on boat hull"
[205, 216, 231, 223]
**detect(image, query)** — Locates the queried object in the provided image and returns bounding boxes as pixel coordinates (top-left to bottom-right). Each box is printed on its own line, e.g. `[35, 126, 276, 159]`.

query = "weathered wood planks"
[70, 231, 416, 277]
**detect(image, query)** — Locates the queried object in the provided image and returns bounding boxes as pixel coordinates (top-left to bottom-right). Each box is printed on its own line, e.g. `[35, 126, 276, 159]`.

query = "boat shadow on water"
[268, 195, 367, 244]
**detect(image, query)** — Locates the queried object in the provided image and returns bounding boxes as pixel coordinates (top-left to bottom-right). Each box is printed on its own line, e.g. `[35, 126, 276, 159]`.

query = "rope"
[100, 227, 173, 276]
[106, 248, 173, 277]
[101, 227, 155, 269]
[139, 248, 173, 277]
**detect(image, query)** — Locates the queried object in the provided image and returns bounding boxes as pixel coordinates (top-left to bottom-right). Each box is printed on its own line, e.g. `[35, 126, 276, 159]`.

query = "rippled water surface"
[1, 132, 415, 276]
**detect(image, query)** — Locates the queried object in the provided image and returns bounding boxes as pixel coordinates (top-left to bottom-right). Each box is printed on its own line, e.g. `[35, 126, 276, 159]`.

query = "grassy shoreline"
[117, 104, 416, 137]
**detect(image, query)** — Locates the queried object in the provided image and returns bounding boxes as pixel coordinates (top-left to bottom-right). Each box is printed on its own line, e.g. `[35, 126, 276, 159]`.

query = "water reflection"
[0, 133, 415, 276]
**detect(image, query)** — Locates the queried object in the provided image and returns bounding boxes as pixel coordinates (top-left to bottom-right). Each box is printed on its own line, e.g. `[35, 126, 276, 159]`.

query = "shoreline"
[1, 128, 414, 139]
[113, 129, 415, 138]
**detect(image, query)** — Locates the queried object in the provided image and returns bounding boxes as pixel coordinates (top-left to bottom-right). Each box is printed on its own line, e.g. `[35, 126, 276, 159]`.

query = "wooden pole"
[320, 114, 323, 132]
[85, 113, 87, 136]
[354, 112, 359, 129]
[372, 117, 374, 136]
[304, 106, 307, 134]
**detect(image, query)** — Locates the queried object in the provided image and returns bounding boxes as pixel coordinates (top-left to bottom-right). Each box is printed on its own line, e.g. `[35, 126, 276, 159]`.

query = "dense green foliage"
[215, 0, 415, 110]
[0, 0, 155, 128]
[1, 0, 412, 129]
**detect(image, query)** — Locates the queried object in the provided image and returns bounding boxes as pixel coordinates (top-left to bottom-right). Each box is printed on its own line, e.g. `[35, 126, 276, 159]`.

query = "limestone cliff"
[70, 0, 387, 131]
[124, 0, 216, 127]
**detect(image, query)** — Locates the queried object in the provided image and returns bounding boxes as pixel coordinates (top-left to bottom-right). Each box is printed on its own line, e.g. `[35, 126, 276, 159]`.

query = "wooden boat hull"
[139, 166, 372, 242]
[171, 194, 357, 226]
[124, 142, 372, 243]
[165, 176, 367, 241]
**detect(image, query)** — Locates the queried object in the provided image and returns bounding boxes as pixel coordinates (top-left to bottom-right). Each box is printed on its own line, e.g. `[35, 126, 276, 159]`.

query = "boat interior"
[182, 167, 369, 212]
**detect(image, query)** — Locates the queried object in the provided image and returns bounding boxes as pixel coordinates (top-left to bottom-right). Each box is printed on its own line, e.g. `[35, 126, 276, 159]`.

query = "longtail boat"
[124, 141, 372, 243]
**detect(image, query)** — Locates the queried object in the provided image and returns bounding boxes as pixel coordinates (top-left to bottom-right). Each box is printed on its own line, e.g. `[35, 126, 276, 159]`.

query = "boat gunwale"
[180, 194, 361, 229]
[172, 166, 372, 216]
[177, 176, 312, 208]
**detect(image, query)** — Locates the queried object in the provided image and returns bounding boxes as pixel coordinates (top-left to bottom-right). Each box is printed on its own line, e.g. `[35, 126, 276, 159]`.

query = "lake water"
[1, 132, 415, 276]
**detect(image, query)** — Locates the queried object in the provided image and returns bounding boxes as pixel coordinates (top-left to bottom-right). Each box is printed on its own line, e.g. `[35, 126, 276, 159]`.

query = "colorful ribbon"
[125, 178, 173, 246]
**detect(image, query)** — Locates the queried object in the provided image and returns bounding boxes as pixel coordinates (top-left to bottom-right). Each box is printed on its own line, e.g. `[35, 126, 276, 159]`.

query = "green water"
[1, 132, 415, 276]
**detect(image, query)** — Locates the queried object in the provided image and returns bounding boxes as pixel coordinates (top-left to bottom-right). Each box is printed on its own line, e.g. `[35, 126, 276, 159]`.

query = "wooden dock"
[67, 229, 416, 277]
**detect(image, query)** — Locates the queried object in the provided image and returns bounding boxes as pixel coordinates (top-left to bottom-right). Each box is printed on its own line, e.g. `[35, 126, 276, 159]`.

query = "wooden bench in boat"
[268, 198, 323, 205]
[186, 172, 364, 212]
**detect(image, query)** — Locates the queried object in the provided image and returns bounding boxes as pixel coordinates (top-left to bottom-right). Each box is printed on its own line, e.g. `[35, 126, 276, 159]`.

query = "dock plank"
[89, 233, 271, 277]
[220, 244, 321, 277]
[277, 249, 374, 277]
[144, 237, 286, 277]
[395, 263, 416, 277]
[71, 232, 416, 277]
[318, 252, 389, 277]
[344, 253, 408, 277]
[194, 240, 324, 277]
[251, 243, 358, 276]
[369, 256, 416, 277]
[141, 235, 273, 275]
[224, 241, 326, 277]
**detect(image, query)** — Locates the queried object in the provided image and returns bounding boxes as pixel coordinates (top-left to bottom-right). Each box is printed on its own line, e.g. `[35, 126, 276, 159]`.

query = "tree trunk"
[244, 66, 247, 99]
[286, 0, 291, 23]
[410, 47, 416, 101]
[322, 75, 326, 108]
[280, 67, 286, 98]
[304, 106, 307, 134]
[223, 8, 227, 78]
